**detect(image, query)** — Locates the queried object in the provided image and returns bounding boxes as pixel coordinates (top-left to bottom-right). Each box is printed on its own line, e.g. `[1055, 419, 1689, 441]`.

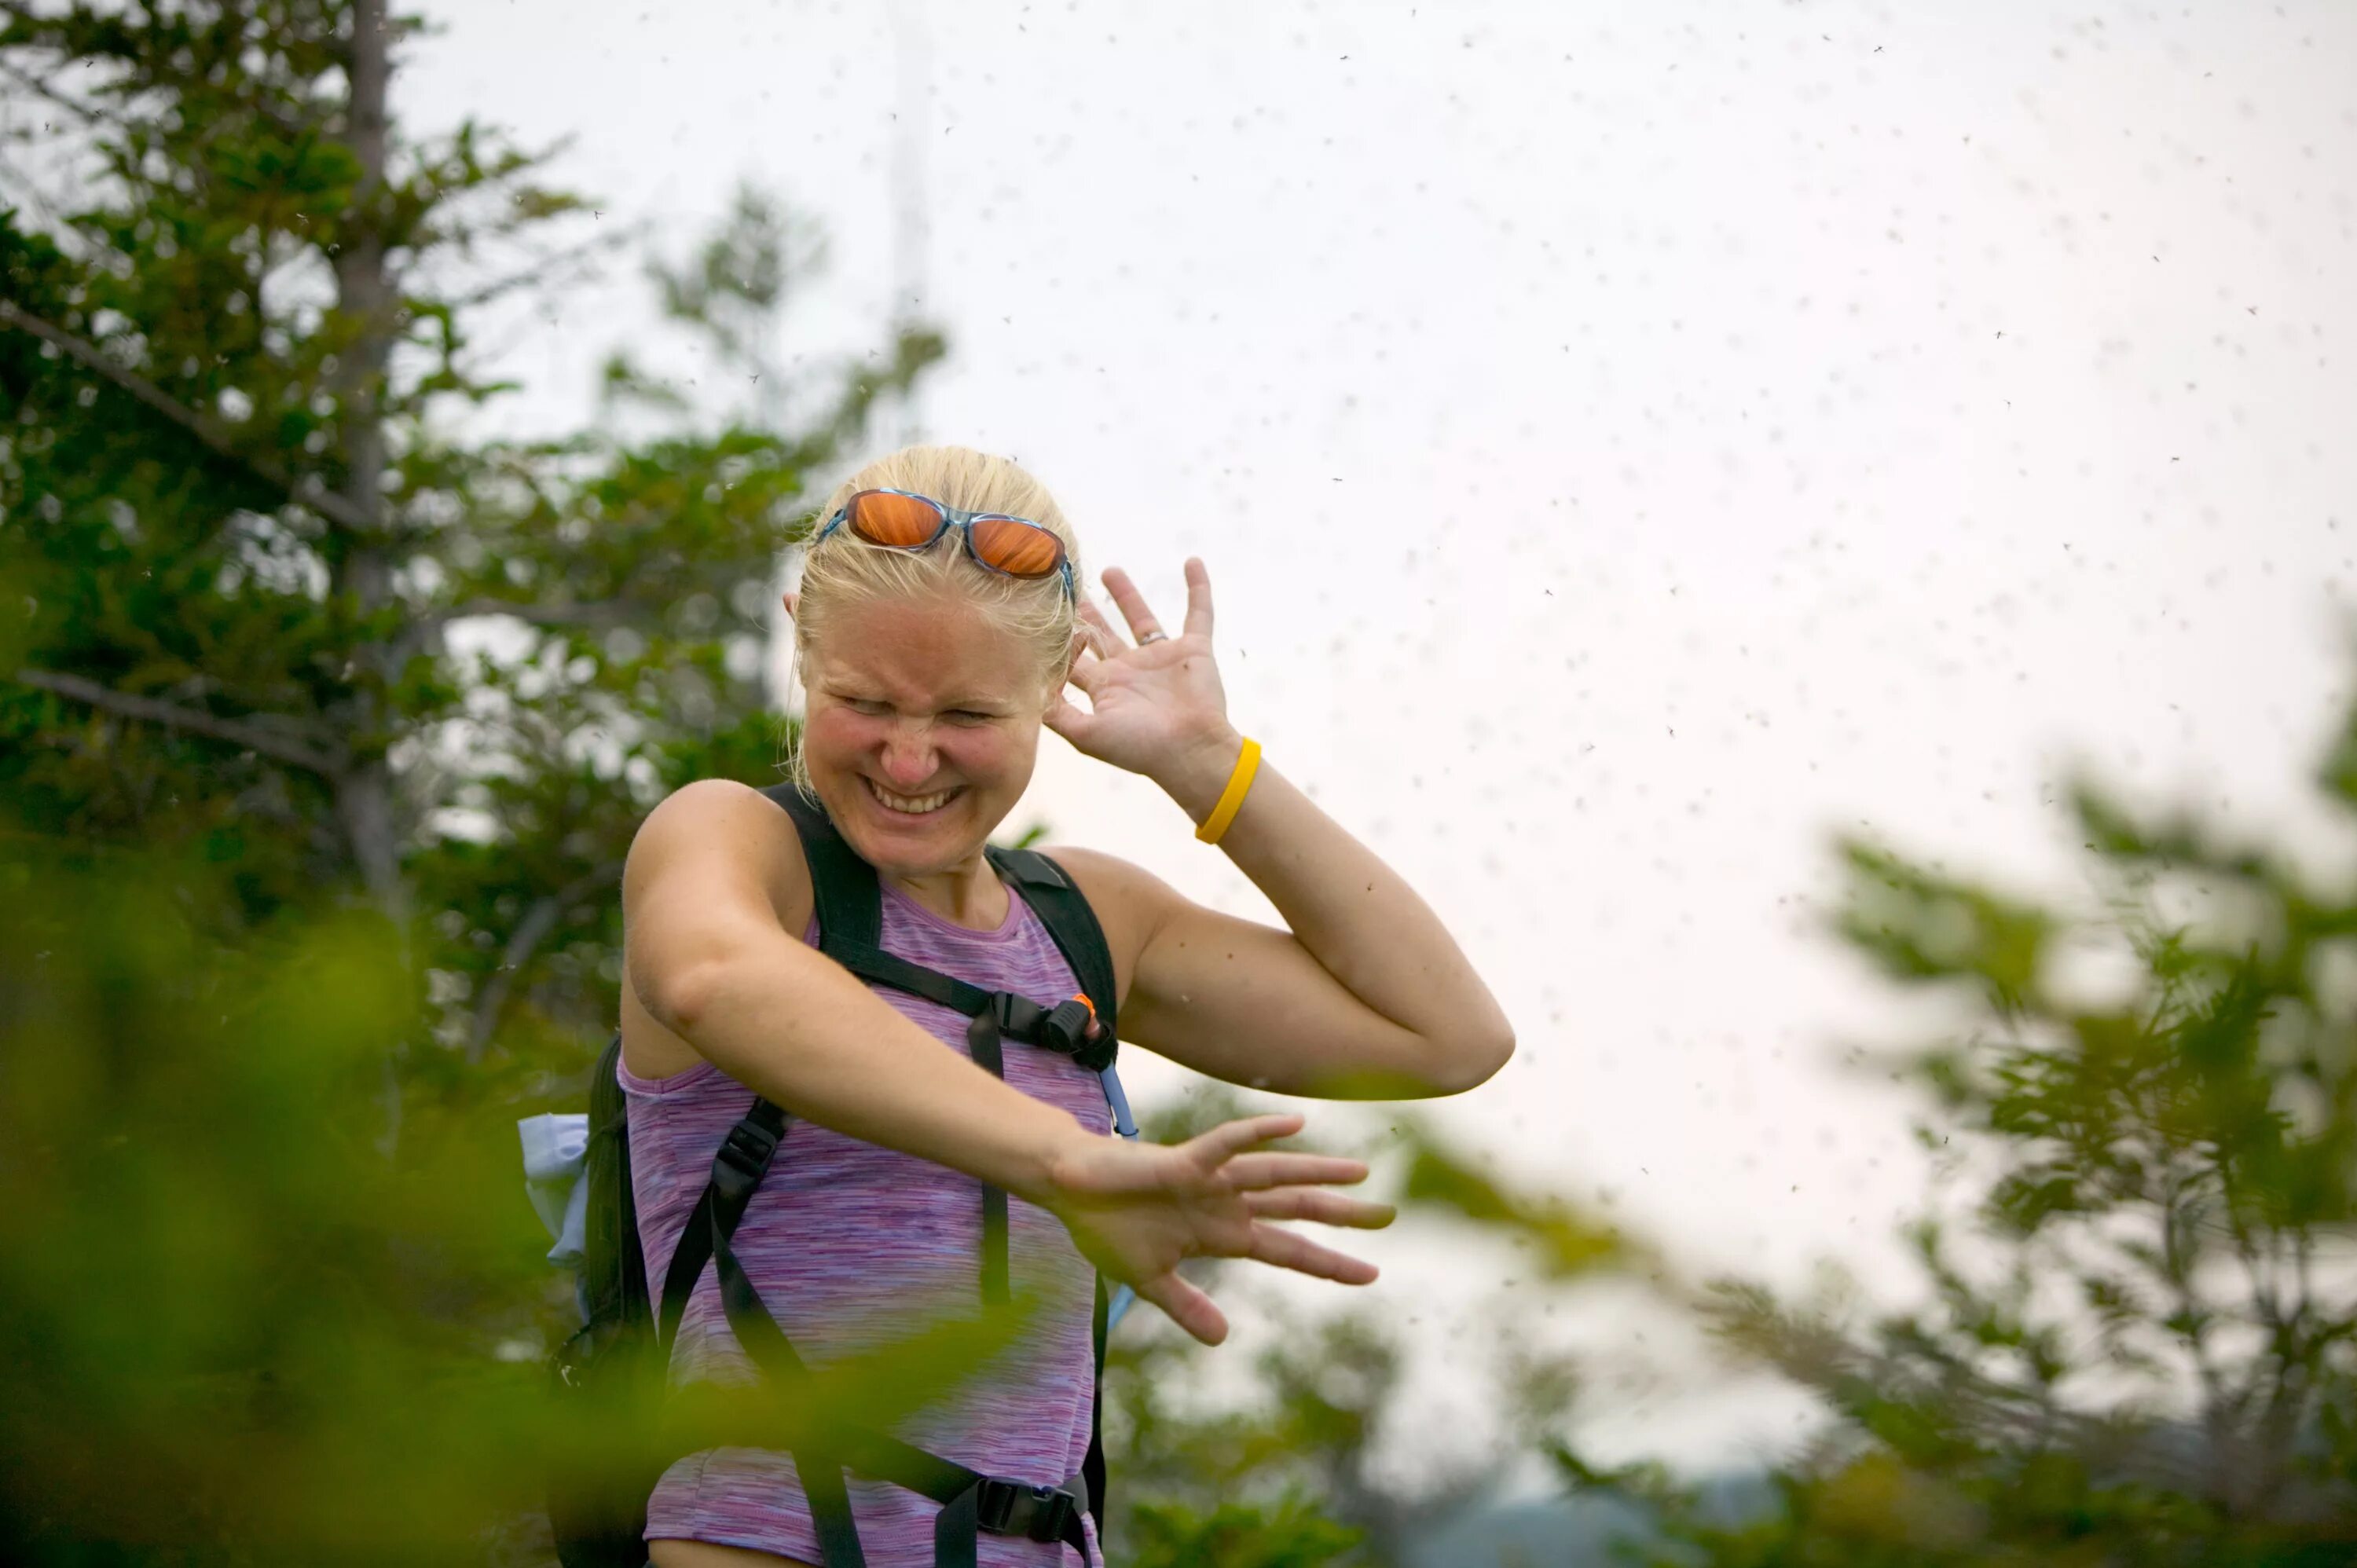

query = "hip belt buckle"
[975, 1478, 1076, 1544]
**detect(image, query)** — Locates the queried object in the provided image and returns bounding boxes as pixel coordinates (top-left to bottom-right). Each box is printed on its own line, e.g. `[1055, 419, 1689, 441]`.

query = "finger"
[1077, 596, 1124, 653]
[1179, 1112, 1307, 1167]
[1220, 1152, 1371, 1192]
[1135, 1269, 1228, 1346]
[1244, 1188, 1397, 1229]
[1099, 566, 1166, 645]
[1180, 557, 1213, 641]
[1247, 1222, 1381, 1285]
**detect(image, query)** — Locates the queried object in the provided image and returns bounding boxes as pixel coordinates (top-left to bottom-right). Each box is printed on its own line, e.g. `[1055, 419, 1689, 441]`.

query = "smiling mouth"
[863, 777, 963, 817]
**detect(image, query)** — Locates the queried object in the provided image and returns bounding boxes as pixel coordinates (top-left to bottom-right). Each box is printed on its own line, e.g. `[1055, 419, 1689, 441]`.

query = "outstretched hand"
[1043, 1112, 1392, 1346]
[1047, 559, 1240, 787]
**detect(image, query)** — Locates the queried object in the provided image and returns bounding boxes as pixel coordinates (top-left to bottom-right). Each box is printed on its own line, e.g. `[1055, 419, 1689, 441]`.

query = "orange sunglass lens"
[849, 491, 944, 548]
[968, 516, 1063, 577]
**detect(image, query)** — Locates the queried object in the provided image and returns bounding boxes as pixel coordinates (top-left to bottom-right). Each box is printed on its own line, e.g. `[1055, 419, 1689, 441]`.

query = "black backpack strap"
[692, 1118, 1091, 1567]
[654, 1097, 790, 1356]
[988, 845, 1122, 1049]
[766, 783, 883, 949]
[657, 1094, 867, 1568]
[989, 844, 1121, 1543]
[585, 1034, 649, 1330]
[963, 1008, 1013, 1307]
[1082, 1273, 1109, 1543]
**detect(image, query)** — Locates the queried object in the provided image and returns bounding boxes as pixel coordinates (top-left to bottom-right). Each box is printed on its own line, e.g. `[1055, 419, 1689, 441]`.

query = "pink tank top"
[621, 876, 1110, 1566]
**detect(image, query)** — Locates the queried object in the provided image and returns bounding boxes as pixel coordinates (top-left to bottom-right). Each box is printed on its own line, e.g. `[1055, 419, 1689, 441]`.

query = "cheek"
[941, 725, 1024, 776]
[802, 708, 878, 758]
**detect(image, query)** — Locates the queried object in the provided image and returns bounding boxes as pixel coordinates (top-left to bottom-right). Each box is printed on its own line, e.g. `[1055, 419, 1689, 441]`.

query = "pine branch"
[0, 57, 119, 132]
[11, 666, 345, 776]
[0, 299, 378, 536]
[465, 860, 621, 1061]
[438, 596, 643, 631]
[441, 225, 632, 315]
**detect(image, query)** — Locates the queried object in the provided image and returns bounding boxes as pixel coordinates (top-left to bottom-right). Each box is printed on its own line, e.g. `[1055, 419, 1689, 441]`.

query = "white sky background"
[405, 0, 2357, 1474]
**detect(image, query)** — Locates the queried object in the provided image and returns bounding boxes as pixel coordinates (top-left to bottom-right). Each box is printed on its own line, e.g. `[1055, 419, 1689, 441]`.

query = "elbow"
[637, 953, 742, 1039]
[1460, 1028, 1518, 1092]
[1420, 1028, 1516, 1096]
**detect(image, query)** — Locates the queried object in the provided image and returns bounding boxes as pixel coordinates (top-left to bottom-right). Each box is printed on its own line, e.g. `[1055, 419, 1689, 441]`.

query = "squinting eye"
[948, 710, 993, 724]
[844, 698, 889, 715]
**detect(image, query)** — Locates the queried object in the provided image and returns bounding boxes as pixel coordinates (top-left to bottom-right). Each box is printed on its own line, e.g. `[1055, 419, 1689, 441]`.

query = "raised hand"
[1047, 559, 1239, 787]
[1042, 1112, 1393, 1346]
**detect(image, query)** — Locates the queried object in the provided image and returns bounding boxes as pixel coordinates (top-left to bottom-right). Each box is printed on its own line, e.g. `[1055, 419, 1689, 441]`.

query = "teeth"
[867, 779, 955, 815]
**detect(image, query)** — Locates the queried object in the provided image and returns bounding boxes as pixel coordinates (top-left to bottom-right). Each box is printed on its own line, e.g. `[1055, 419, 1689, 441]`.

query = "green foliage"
[0, 1, 938, 1105]
[0, 843, 551, 1561]
[1395, 1121, 1629, 1280]
[1562, 680, 2357, 1565]
[0, 4, 957, 1559]
[1120, 1494, 1364, 1568]
[0, 843, 1043, 1563]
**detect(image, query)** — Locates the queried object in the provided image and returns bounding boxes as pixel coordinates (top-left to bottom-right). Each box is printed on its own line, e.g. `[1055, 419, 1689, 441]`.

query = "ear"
[782, 589, 802, 619]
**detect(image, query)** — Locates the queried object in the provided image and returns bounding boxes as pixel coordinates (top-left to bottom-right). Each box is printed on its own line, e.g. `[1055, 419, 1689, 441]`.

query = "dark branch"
[0, 299, 378, 536]
[442, 226, 632, 314]
[0, 57, 119, 131]
[465, 860, 621, 1061]
[11, 667, 345, 776]
[440, 597, 641, 631]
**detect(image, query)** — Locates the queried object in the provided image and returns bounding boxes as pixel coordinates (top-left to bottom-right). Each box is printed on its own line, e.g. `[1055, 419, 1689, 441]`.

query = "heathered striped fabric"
[621, 877, 1109, 1566]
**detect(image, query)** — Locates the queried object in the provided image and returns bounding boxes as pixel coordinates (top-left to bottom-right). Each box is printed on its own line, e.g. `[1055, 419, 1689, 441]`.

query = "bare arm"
[1047, 563, 1516, 1099]
[1053, 747, 1512, 1098]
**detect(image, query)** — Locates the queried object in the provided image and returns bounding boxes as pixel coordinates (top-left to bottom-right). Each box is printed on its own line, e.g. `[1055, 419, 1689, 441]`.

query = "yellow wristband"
[1194, 737, 1262, 845]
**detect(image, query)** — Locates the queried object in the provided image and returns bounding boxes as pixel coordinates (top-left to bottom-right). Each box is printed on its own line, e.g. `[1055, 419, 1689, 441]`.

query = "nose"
[878, 721, 940, 789]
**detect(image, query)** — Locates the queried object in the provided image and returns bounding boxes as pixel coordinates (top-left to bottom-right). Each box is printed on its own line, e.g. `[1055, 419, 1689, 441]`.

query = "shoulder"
[625, 778, 812, 933]
[1031, 845, 1185, 994]
[1031, 844, 1182, 921]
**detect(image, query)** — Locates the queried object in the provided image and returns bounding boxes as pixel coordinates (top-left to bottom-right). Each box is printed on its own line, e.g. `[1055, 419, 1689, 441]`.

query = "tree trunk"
[330, 0, 403, 923]
[332, 0, 409, 1152]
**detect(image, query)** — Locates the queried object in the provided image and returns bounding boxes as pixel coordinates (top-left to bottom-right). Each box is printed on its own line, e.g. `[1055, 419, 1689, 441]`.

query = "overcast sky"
[406, 0, 2357, 1472]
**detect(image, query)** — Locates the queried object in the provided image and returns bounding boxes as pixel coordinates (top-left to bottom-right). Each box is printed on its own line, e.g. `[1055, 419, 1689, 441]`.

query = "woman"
[621, 445, 1515, 1566]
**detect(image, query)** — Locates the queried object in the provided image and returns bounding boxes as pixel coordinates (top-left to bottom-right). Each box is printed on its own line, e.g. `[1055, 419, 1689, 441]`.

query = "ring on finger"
[1138, 631, 1169, 645]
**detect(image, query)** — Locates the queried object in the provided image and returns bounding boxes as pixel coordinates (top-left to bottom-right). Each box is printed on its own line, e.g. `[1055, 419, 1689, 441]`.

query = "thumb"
[1043, 697, 1091, 744]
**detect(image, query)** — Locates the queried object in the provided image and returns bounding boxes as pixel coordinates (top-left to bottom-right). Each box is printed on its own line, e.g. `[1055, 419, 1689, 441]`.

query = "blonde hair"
[783, 445, 1083, 797]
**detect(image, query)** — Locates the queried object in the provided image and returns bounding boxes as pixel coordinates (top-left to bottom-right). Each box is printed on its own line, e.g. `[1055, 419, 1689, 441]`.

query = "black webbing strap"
[827, 940, 1111, 1070]
[698, 1103, 867, 1568]
[817, 1423, 1091, 1566]
[662, 1089, 1089, 1566]
[771, 786, 883, 950]
[1082, 1274, 1109, 1543]
[929, 1473, 1091, 1567]
[994, 845, 1123, 1546]
[987, 845, 1123, 1049]
[657, 1098, 790, 1354]
[835, 940, 993, 1014]
[707, 1194, 1089, 1566]
[963, 1011, 1012, 1306]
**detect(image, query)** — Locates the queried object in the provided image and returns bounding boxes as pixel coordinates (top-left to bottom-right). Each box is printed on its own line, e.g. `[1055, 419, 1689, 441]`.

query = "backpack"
[545, 783, 1140, 1568]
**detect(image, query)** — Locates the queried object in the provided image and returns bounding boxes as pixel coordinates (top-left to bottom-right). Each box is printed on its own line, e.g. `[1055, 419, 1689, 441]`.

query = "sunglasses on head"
[815, 488, 1076, 603]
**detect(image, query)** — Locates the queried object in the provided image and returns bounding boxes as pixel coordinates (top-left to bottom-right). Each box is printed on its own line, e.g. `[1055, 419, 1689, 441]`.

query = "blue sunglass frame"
[816, 488, 1077, 603]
